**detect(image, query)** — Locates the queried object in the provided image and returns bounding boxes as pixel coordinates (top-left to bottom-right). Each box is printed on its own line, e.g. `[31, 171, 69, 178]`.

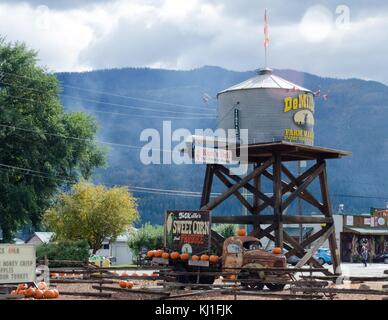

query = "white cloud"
[0, 0, 387, 84]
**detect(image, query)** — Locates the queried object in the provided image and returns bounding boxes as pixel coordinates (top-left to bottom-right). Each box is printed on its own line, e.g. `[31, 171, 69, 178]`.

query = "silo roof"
[217, 68, 312, 96]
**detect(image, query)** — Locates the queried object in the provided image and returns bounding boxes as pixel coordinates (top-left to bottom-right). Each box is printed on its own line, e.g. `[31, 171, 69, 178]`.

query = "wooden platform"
[239, 141, 351, 163]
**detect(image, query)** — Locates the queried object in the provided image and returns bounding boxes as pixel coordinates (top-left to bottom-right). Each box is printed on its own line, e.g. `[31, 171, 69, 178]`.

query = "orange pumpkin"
[18, 290, 27, 296]
[37, 281, 48, 291]
[180, 253, 189, 261]
[191, 255, 200, 261]
[155, 250, 164, 257]
[229, 274, 237, 281]
[119, 280, 128, 288]
[162, 252, 170, 259]
[126, 282, 134, 289]
[26, 287, 35, 297]
[237, 228, 246, 237]
[17, 283, 28, 292]
[209, 255, 219, 264]
[200, 254, 209, 261]
[142, 273, 148, 277]
[151, 272, 159, 277]
[34, 289, 44, 299]
[131, 272, 139, 277]
[170, 251, 180, 260]
[121, 272, 129, 278]
[53, 289, 59, 298]
[43, 289, 56, 299]
[147, 250, 154, 258]
[272, 247, 282, 255]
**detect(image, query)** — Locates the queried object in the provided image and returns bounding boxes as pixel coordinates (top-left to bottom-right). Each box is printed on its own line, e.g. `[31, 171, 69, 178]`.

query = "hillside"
[56, 66, 388, 224]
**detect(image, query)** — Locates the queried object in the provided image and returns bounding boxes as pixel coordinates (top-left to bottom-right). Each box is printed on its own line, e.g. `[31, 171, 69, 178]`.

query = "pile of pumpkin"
[147, 250, 219, 264]
[50, 272, 82, 279]
[11, 282, 59, 299]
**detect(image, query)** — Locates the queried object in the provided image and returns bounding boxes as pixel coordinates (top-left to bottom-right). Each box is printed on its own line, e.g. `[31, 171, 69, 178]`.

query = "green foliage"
[128, 223, 164, 258]
[36, 240, 90, 264]
[213, 224, 237, 239]
[0, 39, 106, 241]
[44, 181, 139, 253]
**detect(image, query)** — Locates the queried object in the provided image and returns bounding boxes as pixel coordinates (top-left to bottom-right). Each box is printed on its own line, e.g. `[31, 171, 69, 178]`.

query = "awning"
[344, 227, 388, 236]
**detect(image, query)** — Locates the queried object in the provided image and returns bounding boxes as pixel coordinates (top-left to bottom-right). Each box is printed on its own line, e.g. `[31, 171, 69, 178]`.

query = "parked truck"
[147, 210, 289, 290]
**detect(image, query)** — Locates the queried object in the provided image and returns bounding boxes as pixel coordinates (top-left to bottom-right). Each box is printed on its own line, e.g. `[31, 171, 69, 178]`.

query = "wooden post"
[200, 164, 214, 207]
[273, 155, 283, 249]
[318, 159, 341, 274]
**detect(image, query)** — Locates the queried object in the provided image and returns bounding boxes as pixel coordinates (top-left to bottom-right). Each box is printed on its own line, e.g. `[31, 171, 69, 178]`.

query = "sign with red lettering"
[164, 210, 211, 255]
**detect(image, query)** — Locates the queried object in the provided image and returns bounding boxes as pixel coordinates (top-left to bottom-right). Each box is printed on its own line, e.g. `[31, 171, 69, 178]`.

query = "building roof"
[344, 227, 388, 236]
[217, 68, 312, 96]
[26, 232, 54, 244]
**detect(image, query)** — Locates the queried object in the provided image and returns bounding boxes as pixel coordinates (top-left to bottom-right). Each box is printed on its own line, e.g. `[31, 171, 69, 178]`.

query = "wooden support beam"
[216, 164, 273, 207]
[200, 158, 273, 211]
[213, 168, 255, 213]
[273, 154, 283, 249]
[282, 163, 324, 210]
[200, 165, 214, 207]
[251, 224, 276, 240]
[318, 159, 341, 274]
[295, 225, 334, 268]
[212, 215, 333, 225]
[281, 164, 324, 212]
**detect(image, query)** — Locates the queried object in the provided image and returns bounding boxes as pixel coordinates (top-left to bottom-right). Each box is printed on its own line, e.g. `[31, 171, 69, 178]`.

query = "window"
[103, 244, 109, 250]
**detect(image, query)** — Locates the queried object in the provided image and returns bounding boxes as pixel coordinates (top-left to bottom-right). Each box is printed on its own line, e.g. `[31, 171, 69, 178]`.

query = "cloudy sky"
[0, 0, 387, 84]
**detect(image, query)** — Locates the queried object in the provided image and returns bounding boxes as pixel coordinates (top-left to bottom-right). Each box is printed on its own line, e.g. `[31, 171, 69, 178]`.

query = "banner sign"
[164, 210, 211, 255]
[0, 244, 36, 284]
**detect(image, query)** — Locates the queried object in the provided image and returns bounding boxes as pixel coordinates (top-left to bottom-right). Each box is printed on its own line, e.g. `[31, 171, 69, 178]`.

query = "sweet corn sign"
[283, 93, 315, 144]
[164, 210, 211, 255]
[0, 244, 36, 284]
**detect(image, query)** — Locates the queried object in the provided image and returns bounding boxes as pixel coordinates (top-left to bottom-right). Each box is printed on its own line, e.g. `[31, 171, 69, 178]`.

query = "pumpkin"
[142, 273, 148, 277]
[119, 280, 128, 288]
[155, 250, 164, 257]
[147, 250, 154, 258]
[18, 290, 27, 296]
[151, 272, 159, 277]
[121, 272, 129, 278]
[26, 287, 35, 297]
[200, 254, 209, 261]
[59, 272, 65, 278]
[53, 289, 59, 298]
[229, 274, 237, 281]
[191, 255, 200, 261]
[43, 289, 56, 299]
[126, 282, 134, 289]
[237, 228, 246, 237]
[162, 252, 170, 259]
[209, 255, 219, 264]
[17, 283, 27, 292]
[272, 247, 282, 255]
[131, 272, 139, 277]
[37, 281, 48, 291]
[34, 289, 44, 299]
[180, 253, 189, 261]
[170, 251, 180, 260]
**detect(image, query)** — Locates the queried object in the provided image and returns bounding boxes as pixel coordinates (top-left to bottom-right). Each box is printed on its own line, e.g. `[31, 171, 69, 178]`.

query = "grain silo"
[217, 68, 315, 146]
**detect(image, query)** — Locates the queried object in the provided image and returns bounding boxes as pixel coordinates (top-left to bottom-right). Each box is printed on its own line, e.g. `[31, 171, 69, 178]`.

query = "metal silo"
[217, 68, 315, 146]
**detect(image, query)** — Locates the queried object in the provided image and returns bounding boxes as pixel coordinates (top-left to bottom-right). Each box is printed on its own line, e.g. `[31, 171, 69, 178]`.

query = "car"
[373, 253, 388, 264]
[287, 255, 300, 266]
[314, 247, 332, 265]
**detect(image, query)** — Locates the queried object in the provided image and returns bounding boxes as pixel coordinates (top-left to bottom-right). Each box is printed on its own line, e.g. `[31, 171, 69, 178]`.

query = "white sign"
[346, 216, 354, 226]
[194, 146, 233, 164]
[188, 260, 209, 267]
[364, 218, 371, 226]
[0, 244, 36, 284]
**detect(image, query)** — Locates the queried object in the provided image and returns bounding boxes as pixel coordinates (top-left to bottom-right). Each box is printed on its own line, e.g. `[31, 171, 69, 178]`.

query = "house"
[25, 232, 54, 246]
[95, 230, 137, 265]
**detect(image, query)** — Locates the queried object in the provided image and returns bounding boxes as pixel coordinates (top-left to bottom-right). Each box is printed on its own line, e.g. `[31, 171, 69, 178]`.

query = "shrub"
[128, 223, 164, 260]
[36, 240, 90, 266]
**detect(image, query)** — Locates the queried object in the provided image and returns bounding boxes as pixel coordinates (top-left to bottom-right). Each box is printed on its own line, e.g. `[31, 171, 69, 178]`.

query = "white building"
[25, 232, 54, 246]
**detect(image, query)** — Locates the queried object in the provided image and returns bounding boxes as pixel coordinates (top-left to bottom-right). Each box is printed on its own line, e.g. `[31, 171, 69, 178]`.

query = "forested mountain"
[56, 66, 388, 225]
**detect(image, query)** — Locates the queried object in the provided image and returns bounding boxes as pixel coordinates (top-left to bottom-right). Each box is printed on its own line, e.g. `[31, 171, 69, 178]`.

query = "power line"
[0, 79, 216, 117]
[0, 92, 215, 120]
[0, 70, 216, 111]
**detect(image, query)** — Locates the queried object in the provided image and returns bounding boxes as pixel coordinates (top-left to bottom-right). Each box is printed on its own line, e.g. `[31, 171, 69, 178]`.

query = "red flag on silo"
[264, 9, 269, 48]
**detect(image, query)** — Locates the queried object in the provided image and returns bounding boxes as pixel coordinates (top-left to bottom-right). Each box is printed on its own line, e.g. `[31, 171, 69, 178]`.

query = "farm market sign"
[0, 244, 36, 284]
[164, 210, 211, 255]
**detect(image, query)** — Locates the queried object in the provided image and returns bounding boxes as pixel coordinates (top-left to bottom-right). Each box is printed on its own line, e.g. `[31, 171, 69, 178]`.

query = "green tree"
[128, 223, 164, 259]
[44, 181, 139, 253]
[0, 40, 106, 242]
